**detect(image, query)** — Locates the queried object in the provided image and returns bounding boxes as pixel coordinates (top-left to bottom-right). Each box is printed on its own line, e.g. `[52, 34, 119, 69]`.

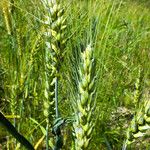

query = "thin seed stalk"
[73, 45, 97, 150]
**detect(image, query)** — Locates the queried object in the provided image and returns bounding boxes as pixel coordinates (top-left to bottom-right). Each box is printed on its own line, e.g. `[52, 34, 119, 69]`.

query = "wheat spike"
[123, 69, 150, 149]
[41, 0, 66, 149]
[73, 45, 97, 150]
[125, 100, 150, 146]
[1, 0, 12, 35]
[42, 0, 66, 121]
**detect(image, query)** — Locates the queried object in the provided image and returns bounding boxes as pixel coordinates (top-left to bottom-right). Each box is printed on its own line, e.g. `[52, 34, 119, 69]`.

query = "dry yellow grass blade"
[34, 135, 45, 150]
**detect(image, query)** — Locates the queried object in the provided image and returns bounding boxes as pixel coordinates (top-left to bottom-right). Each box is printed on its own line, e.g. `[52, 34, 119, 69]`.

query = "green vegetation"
[0, 0, 150, 149]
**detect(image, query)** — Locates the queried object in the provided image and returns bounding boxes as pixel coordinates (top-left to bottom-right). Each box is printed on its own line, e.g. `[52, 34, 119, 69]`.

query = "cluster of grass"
[0, 0, 150, 149]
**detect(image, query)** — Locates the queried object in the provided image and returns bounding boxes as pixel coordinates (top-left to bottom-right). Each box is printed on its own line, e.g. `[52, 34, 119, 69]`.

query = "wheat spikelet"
[73, 45, 97, 150]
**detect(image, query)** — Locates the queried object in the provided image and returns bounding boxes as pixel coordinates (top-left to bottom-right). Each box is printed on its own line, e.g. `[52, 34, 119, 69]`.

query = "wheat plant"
[0, 0, 150, 149]
[41, 0, 67, 149]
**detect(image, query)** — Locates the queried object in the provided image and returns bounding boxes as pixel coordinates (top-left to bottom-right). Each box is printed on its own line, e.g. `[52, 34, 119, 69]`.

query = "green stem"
[122, 140, 127, 150]
[46, 123, 49, 150]
[55, 77, 59, 118]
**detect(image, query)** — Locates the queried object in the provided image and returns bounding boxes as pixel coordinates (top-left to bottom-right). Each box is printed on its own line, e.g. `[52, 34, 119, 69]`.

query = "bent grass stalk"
[73, 45, 97, 150]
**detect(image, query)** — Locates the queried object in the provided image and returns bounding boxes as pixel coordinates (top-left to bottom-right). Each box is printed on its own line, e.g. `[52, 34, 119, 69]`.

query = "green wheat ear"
[125, 100, 150, 146]
[41, 0, 66, 121]
[41, 0, 67, 149]
[73, 45, 97, 150]
[43, 0, 66, 68]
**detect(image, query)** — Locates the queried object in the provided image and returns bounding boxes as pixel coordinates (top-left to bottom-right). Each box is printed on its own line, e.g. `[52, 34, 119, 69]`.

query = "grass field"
[0, 0, 150, 149]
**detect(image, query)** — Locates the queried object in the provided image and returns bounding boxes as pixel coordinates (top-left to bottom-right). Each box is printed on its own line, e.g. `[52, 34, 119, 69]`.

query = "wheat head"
[41, 1, 67, 149]
[1, 0, 12, 35]
[73, 45, 97, 150]
[41, 0, 66, 122]
[126, 100, 150, 145]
